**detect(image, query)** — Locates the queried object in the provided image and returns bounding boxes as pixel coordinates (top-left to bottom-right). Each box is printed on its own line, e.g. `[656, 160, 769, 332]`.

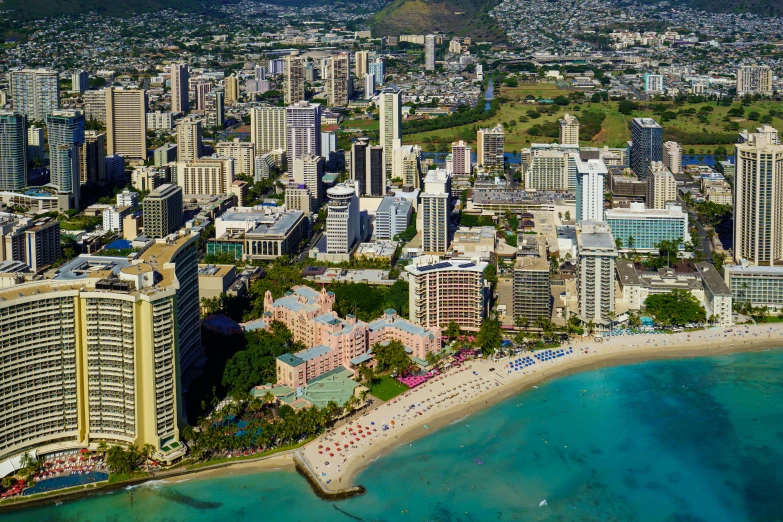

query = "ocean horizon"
[8, 349, 783, 522]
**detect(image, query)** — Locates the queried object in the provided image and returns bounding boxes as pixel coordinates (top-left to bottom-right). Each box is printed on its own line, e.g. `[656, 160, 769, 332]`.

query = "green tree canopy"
[643, 290, 706, 326]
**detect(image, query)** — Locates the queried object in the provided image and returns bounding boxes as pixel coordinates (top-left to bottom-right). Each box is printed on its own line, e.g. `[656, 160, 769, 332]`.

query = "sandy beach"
[299, 323, 783, 491]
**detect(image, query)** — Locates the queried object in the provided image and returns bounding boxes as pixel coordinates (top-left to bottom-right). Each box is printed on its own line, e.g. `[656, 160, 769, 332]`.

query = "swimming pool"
[23, 472, 109, 495]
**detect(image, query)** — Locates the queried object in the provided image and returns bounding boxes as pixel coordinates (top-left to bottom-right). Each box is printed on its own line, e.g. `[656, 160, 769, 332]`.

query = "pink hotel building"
[266, 286, 441, 389]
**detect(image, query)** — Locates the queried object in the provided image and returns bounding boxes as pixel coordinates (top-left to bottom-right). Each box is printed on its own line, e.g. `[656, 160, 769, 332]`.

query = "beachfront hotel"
[0, 232, 200, 465]
[266, 287, 442, 388]
[405, 258, 489, 332]
[576, 221, 618, 326]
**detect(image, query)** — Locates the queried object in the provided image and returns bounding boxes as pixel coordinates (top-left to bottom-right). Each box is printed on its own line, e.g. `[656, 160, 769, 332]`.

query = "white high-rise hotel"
[420, 169, 451, 253]
[326, 182, 360, 254]
[575, 158, 606, 223]
[286, 102, 321, 161]
[577, 221, 618, 326]
[379, 84, 402, 179]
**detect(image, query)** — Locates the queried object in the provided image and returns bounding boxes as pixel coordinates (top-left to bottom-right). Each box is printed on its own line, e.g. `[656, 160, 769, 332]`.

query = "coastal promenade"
[301, 324, 783, 491]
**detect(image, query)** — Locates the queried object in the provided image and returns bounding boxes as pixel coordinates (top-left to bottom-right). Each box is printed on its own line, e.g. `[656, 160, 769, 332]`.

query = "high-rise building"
[255, 65, 267, 81]
[737, 65, 773, 96]
[405, 258, 488, 331]
[175, 157, 235, 196]
[477, 124, 504, 172]
[630, 117, 662, 179]
[375, 196, 412, 240]
[392, 143, 422, 188]
[451, 141, 472, 177]
[351, 137, 369, 195]
[0, 215, 60, 272]
[154, 144, 177, 166]
[354, 51, 370, 78]
[283, 53, 305, 105]
[663, 141, 682, 174]
[27, 125, 45, 164]
[643, 73, 664, 94]
[105, 88, 147, 161]
[83, 89, 106, 123]
[46, 110, 85, 210]
[292, 154, 325, 208]
[146, 111, 173, 130]
[379, 84, 402, 179]
[734, 132, 783, 265]
[10, 69, 59, 122]
[176, 116, 202, 162]
[645, 161, 677, 209]
[369, 59, 385, 85]
[170, 63, 189, 113]
[576, 221, 618, 326]
[559, 113, 579, 146]
[105, 154, 125, 180]
[71, 71, 89, 94]
[80, 130, 106, 185]
[205, 91, 224, 129]
[513, 238, 551, 324]
[366, 145, 385, 196]
[420, 169, 451, 253]
[143, 183, 183, 237]
[286, 101, 321, 161]
[321, 131, 337, 156]
[326, 53, 350, 108]
[216, 140, 255, 178]
[0, 111, 27, 191]
[575, 158, 607, 223]
[194, 81, 212, 111]
[525, 150, 570, 191]
[424, 34, 436, 71]
[250, 106, 287, 154]
[225, 75, 240, 104]
[0, 233, 200, 462]
[364, 73, 376, 99]
[326, 182, 360, 254]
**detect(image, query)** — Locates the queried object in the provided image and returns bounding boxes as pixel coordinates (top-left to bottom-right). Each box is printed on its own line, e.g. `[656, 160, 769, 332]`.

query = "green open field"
[401, 82, 783, 154]
[368, 375, 409, 401]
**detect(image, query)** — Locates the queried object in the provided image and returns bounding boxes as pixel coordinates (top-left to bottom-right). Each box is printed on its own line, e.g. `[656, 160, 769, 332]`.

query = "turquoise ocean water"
[8, 350, 783, 522]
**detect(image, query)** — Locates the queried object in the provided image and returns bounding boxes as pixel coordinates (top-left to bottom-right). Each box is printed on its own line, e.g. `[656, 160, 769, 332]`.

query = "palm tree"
[343, 395, 357, 415]
[586, 320, 595, 336]
[607, 311, 616, 338]
[97, 440, 108, 455]
[141, 444, 155, 462]
[359, 390, 369, 410]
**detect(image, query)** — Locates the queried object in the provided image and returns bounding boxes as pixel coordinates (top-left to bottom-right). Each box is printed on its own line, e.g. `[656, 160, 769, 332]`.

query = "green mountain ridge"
[369, 0, 504, 41]
[627, 0, 783, 17]
[5, 0, 239, 19]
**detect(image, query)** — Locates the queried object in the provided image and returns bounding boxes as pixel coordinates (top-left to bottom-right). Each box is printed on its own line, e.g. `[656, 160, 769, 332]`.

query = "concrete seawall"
[293, 451, 365, 501]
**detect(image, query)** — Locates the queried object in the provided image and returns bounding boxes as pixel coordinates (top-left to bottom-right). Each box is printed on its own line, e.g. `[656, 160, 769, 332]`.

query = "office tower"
[477, 124, 504, 172]
[143, 183, 183, 237]
[283, 53, 305, 105]
[194, 81, 212, 111]
[83, 89, 106, 123]
[251, 106, 287, 154]
[175, 157, 234, 196]
[105, 88, 147, 161]
[645, 161, 677, 209]
[734, 132, 783, 265]
[513, 238, 551, 324]
[321, 131, 337, 155]
[405, 258, 488, 331]
[392, 143, 422, 188]
[559, 113, 579, 146]
[286, 101, 321, 161]
[293, 154, 325, 208]
[643, 73, 664, 94]
[367, 145, 385, 196]
[351, 137, 370, 195]
[375, 196, 412, 240]
[326, 182, 360, 254]
[575, 158, 607, 223]
[10, 69, 59, 121]
[177, 116, 203, 162]
[326, 53, 350, 107]
[216, 140, 255, 178]
[451, 141, 472, 177]
[205, 91, 224, 129]
[154, 144, 177, 166]
[0, 233, 201, 462]
[630, 117, 662, 179]
[147, 111, 173, 130]
[355, 50, 370, 78]
[425, 34, 436, 71]
[27, 124, 44, 164]
[46, 110, 84, 210]
[105, 154, 124, 180]
[170, 63, 189, 113]
[225, 75, 240, 104]
[663, 141, 682, 174]
[421, 169, 451, 253]
[71, 71, 89, 94]
[576, 221, 618, 326]
[379, 84, 402, 179]
[605, 202, 689, 253]
[364, 73, 375, 99]
[737, 65, 773, 96]
[369, 58, 385, 85]
[80, 130, 106, 185]
[255, 65, 267, 81]
[0, 112, 27, 191]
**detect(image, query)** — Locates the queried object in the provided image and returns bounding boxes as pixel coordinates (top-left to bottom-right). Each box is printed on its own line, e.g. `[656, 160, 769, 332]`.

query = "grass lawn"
[369, 375, 409, 401]
[343, 118, 379, 132]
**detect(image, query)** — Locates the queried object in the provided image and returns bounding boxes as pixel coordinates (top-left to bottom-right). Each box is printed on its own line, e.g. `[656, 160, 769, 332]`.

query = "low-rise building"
[605, 202, 689, 253]
[209, 208, 307, 261]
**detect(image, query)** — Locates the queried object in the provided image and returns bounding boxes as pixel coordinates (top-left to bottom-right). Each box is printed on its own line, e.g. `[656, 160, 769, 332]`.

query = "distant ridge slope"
[621, 0, 783, 17]
[369, 0, 504, 41]
[5, 0, 238, 19]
